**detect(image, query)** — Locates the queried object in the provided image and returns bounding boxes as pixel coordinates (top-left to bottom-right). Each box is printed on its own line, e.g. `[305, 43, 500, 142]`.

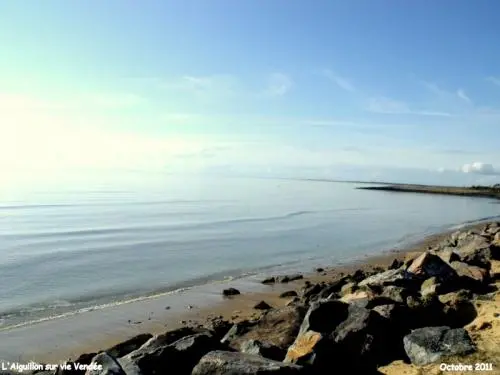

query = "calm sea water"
[1, 175, 499, 328]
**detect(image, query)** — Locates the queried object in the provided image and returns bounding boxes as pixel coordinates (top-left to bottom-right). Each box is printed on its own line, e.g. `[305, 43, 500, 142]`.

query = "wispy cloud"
[264, 73, 293, 97]
[366, 97, 452, 116]
[486, 76, 500, 86]
[322, 69, 356, 92]
[160, 74, 237, 97]
[457, 89, 472, 103]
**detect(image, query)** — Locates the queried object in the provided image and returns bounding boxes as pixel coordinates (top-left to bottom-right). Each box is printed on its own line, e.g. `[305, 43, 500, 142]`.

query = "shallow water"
[1, 175, 499, 329]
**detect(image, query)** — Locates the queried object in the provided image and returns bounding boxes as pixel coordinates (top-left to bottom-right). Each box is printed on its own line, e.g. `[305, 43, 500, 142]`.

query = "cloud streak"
[322, 69, 356, 92]
[366, 97, 452, 116]
[457, 89, 471, 103]
[264, 73, 293, 97]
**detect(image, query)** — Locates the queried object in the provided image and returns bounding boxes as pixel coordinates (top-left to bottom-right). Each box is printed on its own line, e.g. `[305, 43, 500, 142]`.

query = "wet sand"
[0, 222, 491, 363]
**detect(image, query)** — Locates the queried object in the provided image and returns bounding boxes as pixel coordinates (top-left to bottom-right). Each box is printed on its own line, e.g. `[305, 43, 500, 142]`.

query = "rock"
[298, 300, 349, 336]
[58, 353, 98, 375]
[420, 277, 441, 297]
[350, 269, 370, 283]
[435, 248, 460, 264]
[300, 283, 323, 302]
[229, 305, 307, 350]
[358, 268, 409, 288]
[438, 290, 477, 328]
[123, 332, 221, 375]
[240, 340, 286, 361]
[222, 288, 240, 297]
[456, 234, 490, 255]
[254, 301, 272, 310]
[105, 334, 153, 358]
[262, 277, 276, 284]
[340, 282, 357, 296]
[220, 322, 255, 346]
[315, 277, 349, 300]
[340, 290, 376, 304]
[381, 285, 409, 303]
[407, 252, 456, 281]
[278, 274, 303, 283]
[450, 261, 489, 284]
[85, 353, 127, 375]
[461, 247, 493, 270]
[204, 318, 232, 341]
[279, 291, 298, 298]
[331, 304, 389, 370]
[406, 295, 447, 328]
[438, 289, 473, 305]
[388, 258, 403, 270]
[192, 351, 304, 374]
[286, 297, 300, 306]
[284, 330, 330, 368]
[403, 326, 476, 366]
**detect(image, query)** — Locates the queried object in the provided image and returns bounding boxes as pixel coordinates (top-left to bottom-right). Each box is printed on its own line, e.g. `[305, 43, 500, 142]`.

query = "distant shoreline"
[357, 183, 500, 200]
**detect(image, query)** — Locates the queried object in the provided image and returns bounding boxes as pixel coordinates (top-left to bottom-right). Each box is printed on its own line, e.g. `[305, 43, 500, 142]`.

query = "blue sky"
[1, 0, 500, 188]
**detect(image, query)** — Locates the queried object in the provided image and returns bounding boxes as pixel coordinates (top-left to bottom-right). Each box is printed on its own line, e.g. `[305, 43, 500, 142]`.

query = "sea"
[1, 175, 499, 330]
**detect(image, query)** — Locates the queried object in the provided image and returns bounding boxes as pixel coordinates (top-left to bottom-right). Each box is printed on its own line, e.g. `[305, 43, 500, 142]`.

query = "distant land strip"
[357, 183, 500, 200]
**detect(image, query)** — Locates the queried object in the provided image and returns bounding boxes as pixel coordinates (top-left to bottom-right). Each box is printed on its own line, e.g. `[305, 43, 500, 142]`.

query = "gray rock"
[461, 247, 493, 270]
[331, 304, 388, 369]
[84, 353, 126, 375]
[358, 268, 409, 287]
[450, 261, 489, 284]
[403, 326, 475, 366]
[240, 340, 286, 361]
[298, 300, 349, 336]
[192, 351, 304, 374]
[254, 301, 272, 310]
[220, 322, 256, 346]
[105, 334, 153, 358]
[381, 285, 408, 303]
[123, 332, 221, 375]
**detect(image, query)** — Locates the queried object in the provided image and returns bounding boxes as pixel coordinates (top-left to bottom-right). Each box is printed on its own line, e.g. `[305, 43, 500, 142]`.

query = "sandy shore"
[0, 221, 494, 363]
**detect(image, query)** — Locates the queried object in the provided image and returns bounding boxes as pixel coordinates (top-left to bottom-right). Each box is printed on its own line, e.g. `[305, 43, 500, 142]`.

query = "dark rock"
[461, 248, 492, 270]
[331, 304, 389, 370]
[300, 283, 323, 302]
[298, 300, 349, 336]
[315, 267, 324, 273]
[438, 290, 477, 328]
[228, 306, 307, 350]
[403, 326, 476, 366]
[105, 334, 153, 358]
[254, 301, 272, 310]
[286, 297, 300, 306]
[279, 291, 298, 298]
[222, 288, 240, 297]
[388, 258, 403, 270]
[340, 282, 357, 296]
[407, 252, 457, 282]
[350, 269, 369, 283]
[123, 332, 221, 375]
[240, 340, 286, 361]
[406, 294, 447, 328]
[261, 277, 276, 285]
[315, 277, 349, 300]
[220, 322, 255, 346]
[435, 248, 461, 264]
[278, 274, 303, 283]
[420, 276, 455, 297]
[192, 351, 304, 374]
[205, 318, 232, 341]
[57, 353, 98, 375]
[85, 353, 127, 375]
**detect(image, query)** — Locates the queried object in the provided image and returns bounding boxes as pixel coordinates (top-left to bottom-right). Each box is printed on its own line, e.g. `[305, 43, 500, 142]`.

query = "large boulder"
[450, 261, 489, 285]
[105, 334, 153, 358]
[191, 351, 304, 374]
[284, 330, 331, 368]
[455, 234, 490, 255]
[331, 304, 389, 370]
[358, 269, 410, 288]
[122, 332, 221, 375]
[403, 326, 475, 366]
[220, 322, 256, 347]
[406, 252, 456, 282]
[84, 353, 133, 375]
[239, 340, 286, 361]
[297, 300, 349, 336]
[228, 306, 307, 350]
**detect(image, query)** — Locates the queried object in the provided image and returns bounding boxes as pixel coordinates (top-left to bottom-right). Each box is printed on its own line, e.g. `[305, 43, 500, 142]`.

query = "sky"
[1, 0, 500, 190]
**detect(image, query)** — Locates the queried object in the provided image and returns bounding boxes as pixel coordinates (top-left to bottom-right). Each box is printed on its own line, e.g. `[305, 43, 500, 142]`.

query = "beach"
[1, 221, 499, 373]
